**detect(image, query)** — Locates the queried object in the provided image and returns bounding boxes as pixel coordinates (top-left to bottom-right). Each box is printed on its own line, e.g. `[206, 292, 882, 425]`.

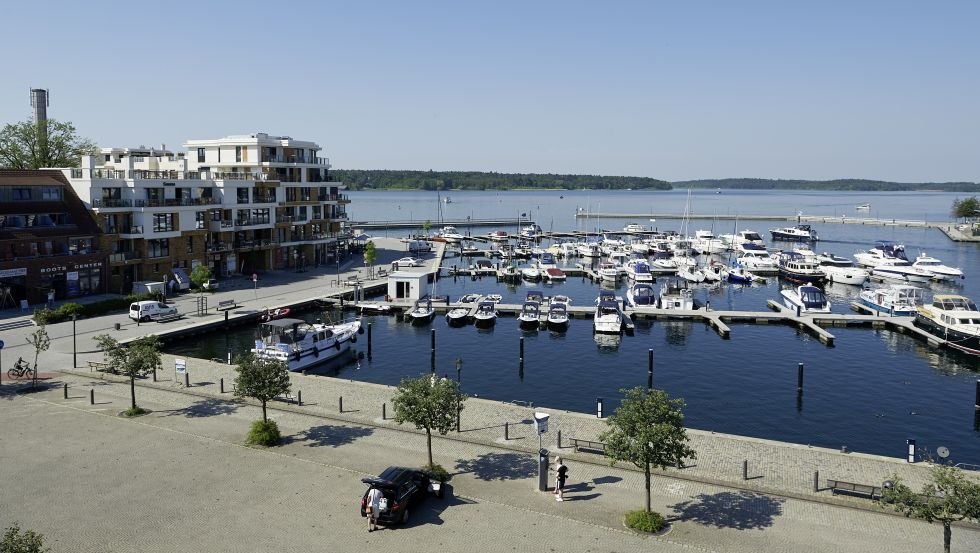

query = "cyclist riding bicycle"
[15, 357, 26, 369]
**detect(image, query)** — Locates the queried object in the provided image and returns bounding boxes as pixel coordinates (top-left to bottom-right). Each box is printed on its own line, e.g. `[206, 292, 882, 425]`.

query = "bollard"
[114, 322, 121, 331]
[431, 328, 436, 354]
[456, 406, 460, 433]
[63, 382, 68, 399]
[339, 396, 343, 413]
[814, 470, 820, 492]
[742, 459, 748, 480]
[224, 310, 229, 323]
[90, 389, 94, 405]
[184, 372, 190, 387]
[797, 362, 804, 392]
[596, 397, 603, 418]
[557, 429, 562, 448]
[382, 402, 386, 420]
[647, 348, 654, 390]
[152, 368, 157, 382]
[368, 323, 373, 359]
[504, 421, 509, 440]
[227, 351, 232, 365]
[220, 377, 224, 393]
[519, 336, 524, 359]
[297, 390, 303, 406]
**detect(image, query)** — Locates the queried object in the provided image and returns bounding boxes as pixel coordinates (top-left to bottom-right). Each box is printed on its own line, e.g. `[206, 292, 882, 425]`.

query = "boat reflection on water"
[594, 332, 621, 351]
[664, 321, 693, 346]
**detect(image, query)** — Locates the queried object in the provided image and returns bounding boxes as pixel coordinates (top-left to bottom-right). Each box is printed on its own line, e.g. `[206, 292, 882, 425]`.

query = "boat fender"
[335, 341, 341, 350]
[358, 325, 364, 335]
[351, 334, 357, 343]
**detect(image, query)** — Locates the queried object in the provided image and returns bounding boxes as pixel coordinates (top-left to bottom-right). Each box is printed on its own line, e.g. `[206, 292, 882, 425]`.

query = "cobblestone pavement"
[2, 378, 978, 553]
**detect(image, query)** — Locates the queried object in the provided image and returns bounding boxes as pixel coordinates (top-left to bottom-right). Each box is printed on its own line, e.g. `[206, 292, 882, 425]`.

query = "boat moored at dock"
[780, 285, 831, 314]
[251, 317, 360, 372]
[914, 294, 980, 356]
[859, 285, 923, 316]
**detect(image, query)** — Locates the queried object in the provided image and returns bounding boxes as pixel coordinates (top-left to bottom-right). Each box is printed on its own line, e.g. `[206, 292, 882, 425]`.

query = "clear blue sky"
[2, 1, 977, 182]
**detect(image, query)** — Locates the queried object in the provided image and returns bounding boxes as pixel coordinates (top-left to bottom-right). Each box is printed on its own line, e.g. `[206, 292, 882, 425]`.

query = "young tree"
[422, 219, 432, 237]
[0, 119, 96, 169]
[233, 353, 290, 423]
[1, 522, 48, 553]
[190, 264, 213, 293]
[94, 334, 161, 413]
[880, 465, 980, 553]
[363, 240, 377, 278]
[951, 197, 979, 220]
[25, 325, 50, 391]
[599, 387, 697, 515]
[392, 374, 466, 467]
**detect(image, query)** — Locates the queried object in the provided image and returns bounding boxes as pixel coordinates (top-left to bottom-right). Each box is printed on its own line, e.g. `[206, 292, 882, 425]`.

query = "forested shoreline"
[331, 170, 979, 192]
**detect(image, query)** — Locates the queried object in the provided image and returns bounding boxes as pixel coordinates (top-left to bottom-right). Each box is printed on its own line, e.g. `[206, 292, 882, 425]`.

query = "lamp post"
[455, 357, 463, 432]
[72, 313, 77, 368]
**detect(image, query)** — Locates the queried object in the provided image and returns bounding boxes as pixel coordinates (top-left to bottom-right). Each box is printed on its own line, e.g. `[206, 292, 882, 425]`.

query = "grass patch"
[624, 509, 666, 533]
[246, 419, 281, 446]
[121, 406, 149, 417]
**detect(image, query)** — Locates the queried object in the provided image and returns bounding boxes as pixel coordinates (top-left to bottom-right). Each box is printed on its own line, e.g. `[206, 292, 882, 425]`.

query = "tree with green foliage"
[94, 334, 161, 414]
[0, 119, 96, 169]
[600, 387, 697, 516]
[25, 325, 50, 391]
[422, 219, 432, 237]
[951, 197, 980, 220]
[363, 240, 377, 278]
[392, 374, 466, 467]
[190, 264, 213, 293]
[233, 353, 290, 424]
[879, 465, 980, 553]
[1, 522, 48, 553]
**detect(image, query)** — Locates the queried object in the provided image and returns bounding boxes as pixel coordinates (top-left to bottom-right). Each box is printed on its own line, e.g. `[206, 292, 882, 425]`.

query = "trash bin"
[538, 448, 549, 492]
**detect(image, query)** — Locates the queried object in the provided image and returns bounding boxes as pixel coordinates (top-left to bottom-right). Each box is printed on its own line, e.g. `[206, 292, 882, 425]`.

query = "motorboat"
[911, 252, 964, 281]
[484, 294, 502, 303]
[658, 279, 695, 310]
[537, 252, 558, 270]
[521, 266, 542, 280]
[721, 229, 765, 249]
[815, 252, 869, 285]
[780, 285, 831, 314]
[859, 285, 923, 316]
[460, 241, 479, 254]
[724, 265, 758, 284]
[550, 294, 572, 307]
[854, 241, 908, 268]
[856, 203, 871, 211]
[488, 230, 509, 242]
[446, 307, 470, 326]
[440, 226, 465, 244]
[692, 230, 727, 254]
[624, 259, 654, 283]
[623, 223, 647, 233]
[357, 303, 391, 315]
[776, 251, 825, 284]
[870, 263, 933, 284]
[518, 300, 542, 329]
[597, 261, 620, 281]
[498, 263, 521, 282]
[407, 296, 436, 324]
[520, 223, 543, 239]
[472, 301, 497, 327]
[259, 306, 292, 321]
[607, 251, 630, 268]
[676, 265, 706, 283]
[628, 240, 651, 254]
[770, 224, 819, 242]
[251, 317, 361, 372]
[593, 300, 623, 334]
[454, 293, 483, 304]
[543, 267, 566, 281]
[576, 241, 602, 258]
[914, 294, 980, 356]
[546, 302, 569, 330]
[701, 262, 724, 282]
[626, 282, 657, 307]
[734, 245, 778, 272]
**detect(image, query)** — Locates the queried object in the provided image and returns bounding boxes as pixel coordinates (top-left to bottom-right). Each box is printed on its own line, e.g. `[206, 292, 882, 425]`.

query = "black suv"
[360, 467, 437, 525]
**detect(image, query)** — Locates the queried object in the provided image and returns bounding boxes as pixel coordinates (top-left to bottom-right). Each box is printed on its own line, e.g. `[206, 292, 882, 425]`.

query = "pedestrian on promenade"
[47, 289, 54, 309]
[366, 486, 383, 532]
[554, 457, 568, 501]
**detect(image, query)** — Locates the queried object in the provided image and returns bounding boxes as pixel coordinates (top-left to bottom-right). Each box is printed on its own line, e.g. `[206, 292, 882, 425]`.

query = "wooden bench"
[273, 390, 295, 404]
[216, 299, 238, 312]
[87, 360, 113, 373]
[571, 438, 606, 455]
[826, 478, 882, 499]
[154, 312, 183, 323]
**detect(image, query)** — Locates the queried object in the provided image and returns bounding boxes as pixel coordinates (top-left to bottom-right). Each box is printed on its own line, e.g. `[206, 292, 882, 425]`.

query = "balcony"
[120, 226, 144, 237]
[134, 198, 215, 208]
[234, 239, 274, 250]
[207, 242, 232, 253]
[253, 194, 277, 204]
[71, 169, 126, 179]
[128, 170, 202, 180]
[209, 220, 234, 232]
[109, 251, 140, 264]
[234, 218, 272, 228]
[260, 155, 329, 165]
[93, 199, 133, 208]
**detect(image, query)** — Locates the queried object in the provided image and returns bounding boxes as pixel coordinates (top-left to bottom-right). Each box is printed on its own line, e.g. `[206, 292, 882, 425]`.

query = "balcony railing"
[109, 251, 140, 263]
[210, 220, 234, 231]
[253, 194, 276, 203]
[234, 239, 274, 249]
[234, 218, 272, 227]
[93, 199, 132, 208]
[121, 225, 144, 234]
[207, 242, 232, 253]
[260, 155, 329, 165]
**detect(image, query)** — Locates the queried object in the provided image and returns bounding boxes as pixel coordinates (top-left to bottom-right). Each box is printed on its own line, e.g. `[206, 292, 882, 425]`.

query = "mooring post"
[297, 390, 302, 406]
[220, 377, 224, 393]
[814, 470, 820, 492]
[367, 323, 373, 359]
[975, 379, 979, 409]
[557, 429, 562, 448]
[339, 396, 343, 413]
[63, 382, 68, 399]
[227, 351, 232, 365]
[504, 421, 509, 440]
[224, 310, 229, 323]
[647, 348, 654, 390]
[89, 389, 94, 405]
[184, 372, 190, 387]
[797, 362, 804, 392]
[519, 336, 524, 370]
[743, 459, 748, 480]
[382, 402, 386, 420]
[152, 368, 157, 382]
[431, 328, 436, 354]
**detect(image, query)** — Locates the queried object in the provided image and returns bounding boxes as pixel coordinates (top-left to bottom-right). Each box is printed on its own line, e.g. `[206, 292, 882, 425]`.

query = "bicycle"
[8, 361, 35, 379]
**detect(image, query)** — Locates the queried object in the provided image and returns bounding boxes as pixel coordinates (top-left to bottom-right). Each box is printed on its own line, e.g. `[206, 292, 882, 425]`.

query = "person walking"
[47, 289, 55, 309]
[365, 486, 383, 532]
[554, 457, 568, 501]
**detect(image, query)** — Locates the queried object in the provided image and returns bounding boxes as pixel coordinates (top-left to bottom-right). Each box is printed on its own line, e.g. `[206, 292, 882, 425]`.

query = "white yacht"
[597, 261, 620, 282]
[770, 224, 819, 242]
[722, 229, 766, 249]
[625, 259, 654, 283]
[854, 241, 908, 268]
[676, 265, 706, 283]
[815, 251, 869, 285]
[914, 294, 980, 356]
[623, 223, 647, 233]
[593, 300, 623, 334]
[521, 265, 542, 280]
[440, 226, 465, 244]
[626, 282, 657, 307]
[252, 317, 361, 372]
[859, 285, 923, 316]
[780, 285, 831, 314]
[870, 264, 933, 284]
[692, 229, 727, 254]
[911, 252, 964, 281]
[734, 244, 778, 272]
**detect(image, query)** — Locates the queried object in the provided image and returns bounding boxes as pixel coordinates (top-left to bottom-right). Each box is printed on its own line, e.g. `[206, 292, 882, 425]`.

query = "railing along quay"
[352, 218, 535, 230]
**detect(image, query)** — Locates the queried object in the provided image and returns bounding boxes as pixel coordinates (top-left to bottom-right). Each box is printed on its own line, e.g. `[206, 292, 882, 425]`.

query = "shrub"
[121, 406, 149, 417]
[246, 419, 281, 446]
[624, 509, 666, 533]
[422, 463, 451, 483]
[31, 293, 159, 325]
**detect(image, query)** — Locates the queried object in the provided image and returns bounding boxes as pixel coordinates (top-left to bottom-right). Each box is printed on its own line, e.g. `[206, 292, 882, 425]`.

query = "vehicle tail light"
[391, 501, 401, 511]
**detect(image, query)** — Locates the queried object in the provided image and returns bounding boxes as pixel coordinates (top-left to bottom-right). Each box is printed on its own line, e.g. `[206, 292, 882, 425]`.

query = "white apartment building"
[64, 133, 350, 294]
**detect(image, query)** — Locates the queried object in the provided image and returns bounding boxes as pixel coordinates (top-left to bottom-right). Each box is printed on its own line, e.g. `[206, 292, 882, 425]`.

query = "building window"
[11, 188, 31, 201]
[235, 146, 244, 162]
[195, 211, 205, 229]
[41, 187, 62, 201]
[217, 148, 221, 162]
[148, 239, 170, 258]
[152, 213, 174, 232]
[197, 148, 206, 163]
[186, 235, 194, 254]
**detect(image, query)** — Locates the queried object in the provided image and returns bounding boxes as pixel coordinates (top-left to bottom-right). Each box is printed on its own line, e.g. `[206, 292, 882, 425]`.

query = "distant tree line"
[330, 169, 671, 191]
[673, 178, 980, 192]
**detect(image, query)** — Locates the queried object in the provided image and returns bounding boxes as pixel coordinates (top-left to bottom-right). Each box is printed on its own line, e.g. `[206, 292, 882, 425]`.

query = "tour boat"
[911, 252, 964, 281]
[445, 306, 470, 326]
[626, 282, 657, 307]
[770, 224, 819, 242]
[593, 300, 623, 334]
[859, 285, 924, 316]
[658, 279, 695, 310]
[914, 294, 980, 356]
[252, 317, 361, 372]
[407, 296, 436, 324]
[780, 285, 831, 314]
[472, 301, 497, 327]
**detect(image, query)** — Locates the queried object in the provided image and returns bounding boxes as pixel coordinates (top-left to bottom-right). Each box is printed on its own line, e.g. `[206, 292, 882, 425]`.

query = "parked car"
[129, 300, 178, 322]
[359, 467, 441, 525]
[393, 257, 423, 268]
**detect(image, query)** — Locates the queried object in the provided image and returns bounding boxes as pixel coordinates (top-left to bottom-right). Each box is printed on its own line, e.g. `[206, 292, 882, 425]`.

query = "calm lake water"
[166, 190, 980, 463]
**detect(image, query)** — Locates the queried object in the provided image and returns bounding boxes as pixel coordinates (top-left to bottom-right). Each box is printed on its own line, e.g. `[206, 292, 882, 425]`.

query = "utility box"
[538, 448, 549, 492]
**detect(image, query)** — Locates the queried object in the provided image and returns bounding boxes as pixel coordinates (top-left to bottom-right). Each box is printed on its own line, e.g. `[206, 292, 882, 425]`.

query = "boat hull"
[915, 314, 980, 356]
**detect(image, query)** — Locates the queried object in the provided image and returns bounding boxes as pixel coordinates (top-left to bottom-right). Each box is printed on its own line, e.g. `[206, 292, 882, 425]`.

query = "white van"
[129, 301, 178, 322]
[408, 240, 432, 254]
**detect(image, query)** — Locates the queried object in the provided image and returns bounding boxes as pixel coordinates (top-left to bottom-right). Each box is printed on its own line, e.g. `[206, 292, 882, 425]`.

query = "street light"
[72, 313, 77, 368]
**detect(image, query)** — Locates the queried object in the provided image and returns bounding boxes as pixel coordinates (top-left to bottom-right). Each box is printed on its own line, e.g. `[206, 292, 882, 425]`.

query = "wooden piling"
[647, 349, 653, 390]
[742, 459, 748, 480]
[797, 362, 804, 392]
[367, 323, 373, 359]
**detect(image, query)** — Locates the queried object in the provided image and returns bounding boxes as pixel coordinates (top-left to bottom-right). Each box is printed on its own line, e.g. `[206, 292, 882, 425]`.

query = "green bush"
[624, 509, 666, 533]
[246, 419, 281, 446]
[32, 293, 159, 325]
[422, 463, 451, 482]
[121, 406, 149, 417]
